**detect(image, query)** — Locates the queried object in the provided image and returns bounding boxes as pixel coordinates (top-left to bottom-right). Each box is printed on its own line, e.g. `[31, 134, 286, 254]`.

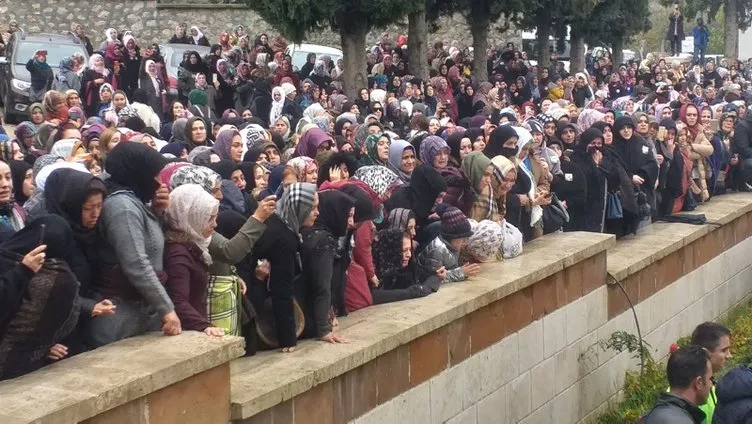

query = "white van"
[285, 43, 343, 71]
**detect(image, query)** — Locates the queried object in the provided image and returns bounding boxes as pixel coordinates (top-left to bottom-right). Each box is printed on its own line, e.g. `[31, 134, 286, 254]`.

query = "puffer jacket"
[415, 235, 464, 283]
[713, 366, 752, 423]
[641, 392, 705, 424]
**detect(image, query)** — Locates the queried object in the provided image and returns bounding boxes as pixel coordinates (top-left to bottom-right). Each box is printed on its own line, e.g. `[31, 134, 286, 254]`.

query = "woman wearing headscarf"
[287, 156, 318, 184]
[385, 164, 447, 240]
[563, 128, 609, 232]
[9, 160, 32, 207]
[178, 51, 210, 104]
[139, 59, 166, 118]
[85, 142, 178, 347]
[54, 57, 81, 93]
[387, 138, 416, 184]
[309, 59, 332, 90]
[462, 152, 497, 221]
[611, 116, 658, 235]
[273, 58, 300, 88]
[213, 129, 243, 163]
[185, 116, 211, 151]
[360, 133, 391, 167]
[189, 26, 210, 46]
[709, 112, 738, 195]
[249, 183, 320, 352]
[163, 184, 225, 336]
[422, 135, 473, 214]
[679, 104, 714, 202]
[299, 190, 353, 343]
[456, 84, 475, 121]
[82, 54, 113, 118]
[0, 161, 26, 241]
[250, 79, 273, 127]
[214, 59, 236, 116]
[0, 215, 85, 380]
[119, 34, 141, 99]
[293, 127, 331, 159]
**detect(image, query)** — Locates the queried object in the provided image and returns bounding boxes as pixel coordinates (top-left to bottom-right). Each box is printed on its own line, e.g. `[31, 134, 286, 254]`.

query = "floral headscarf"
[170, 164, 221, 194]
[467, 219, 502, 262]
[287, 156, 316, 181]
[353, 165, 401, 199]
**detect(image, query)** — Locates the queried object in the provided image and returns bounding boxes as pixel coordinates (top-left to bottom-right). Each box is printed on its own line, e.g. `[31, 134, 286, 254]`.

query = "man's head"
[691, 322, 732, 373]
[667, 345, 713, 406]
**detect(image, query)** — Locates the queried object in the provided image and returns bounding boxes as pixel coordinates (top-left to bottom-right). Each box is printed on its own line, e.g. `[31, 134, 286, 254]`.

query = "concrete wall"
[351, 235, 752, 424]
[0, 0, 520, 49]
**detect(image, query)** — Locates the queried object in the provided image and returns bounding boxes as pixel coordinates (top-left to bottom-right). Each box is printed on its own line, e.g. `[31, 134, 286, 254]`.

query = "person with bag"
[163, 184, 226, 337]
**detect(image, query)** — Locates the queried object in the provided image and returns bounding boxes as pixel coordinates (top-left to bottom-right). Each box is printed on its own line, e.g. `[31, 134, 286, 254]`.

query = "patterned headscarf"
[286, 156, 316, 182]
[386, 208, 415, 233]
[170, 164, 221, 194]
[276, 182, 317, 235]
[354, 165, 401, 199]
[166, 184, 219, 266]
[467, 219, 502, 262]
[419, 135, 450, 167]
[361, 133, 388, 166]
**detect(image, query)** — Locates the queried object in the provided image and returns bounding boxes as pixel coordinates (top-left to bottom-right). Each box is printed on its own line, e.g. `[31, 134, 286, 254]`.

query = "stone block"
[469, 300, 505, 354]
[566, 297, 589, 346]
[543, 307, 567, 359]
[519, 402, 554, 424]
[376, 345, 410, 404]
[447, 316, 472, 367]
[584, 287, 608, 334]
[392, 383, 431, 424]
[147, 364, 230, 424]
[582, 252, 607, 295]
[577, 331, 600, 376]
[476, 386, 507, 424]
[517, 320, 544, 373]
[531, 271, 565, 320]
[606, 281, 629, 320]
[489, 332, 520, 390]
[339, 359, 378, 422]
[446, 406, 478, 424]
[430, 366, 465, 424]
[530, 357, 556, 410]
[409, 326, 448, 387]
[554, 342, 581, 396]
[350, 400, 394, 424]
[552, 381, 583, 424]
[504, 371, 532, 423]
[81, 398, 147, 424]
[502, 288, 534, 336]
[563, 261, 584, 303]
[292, 380, 334, 424]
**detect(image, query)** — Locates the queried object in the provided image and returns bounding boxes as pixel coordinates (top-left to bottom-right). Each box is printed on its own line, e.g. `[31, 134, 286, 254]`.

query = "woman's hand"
[462, 263, 481, 276]
[632, 175, 645, 185]
[237, 278, 247, 295]
[47, 344, 68, 361]
[369, 275, 379, 288]
[252, 196, 276, 222]
[94, 78, 105, 85]
[518, 194, 530, 206]
[532, 193, 552, 206]
[151, 184, 170, 216]
[280, 346, 297, 353]
[656, 154, 664, 166]
[591, 150, 603, 166]
[203, 327, 224, 337]
[92, 299, 117, 317]
[22, 245, 46, 273]
[435, 266, 447, 280]
[254, 260, 271, 281]
[161, 311, 182, 336]
[329, 166, 343, 182]
[320, 332, 348, 344]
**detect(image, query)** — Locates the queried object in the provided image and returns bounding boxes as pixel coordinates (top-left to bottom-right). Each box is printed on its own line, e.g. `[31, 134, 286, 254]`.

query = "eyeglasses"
[374, 108, 383, 112]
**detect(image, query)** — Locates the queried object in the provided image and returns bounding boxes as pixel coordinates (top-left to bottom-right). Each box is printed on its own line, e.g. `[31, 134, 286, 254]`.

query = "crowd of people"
[1, 18, 752, 384]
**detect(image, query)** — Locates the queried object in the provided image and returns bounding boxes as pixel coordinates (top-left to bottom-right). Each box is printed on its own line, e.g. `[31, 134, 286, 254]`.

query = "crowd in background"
[1, 19, 752, 385]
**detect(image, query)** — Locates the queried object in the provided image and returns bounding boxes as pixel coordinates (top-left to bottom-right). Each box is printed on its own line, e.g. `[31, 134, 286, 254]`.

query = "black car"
[0, 31, 88, 123]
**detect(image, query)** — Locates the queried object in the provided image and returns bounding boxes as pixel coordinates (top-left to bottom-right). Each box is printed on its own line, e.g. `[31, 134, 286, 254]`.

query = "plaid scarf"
[276, 182, 317, 235]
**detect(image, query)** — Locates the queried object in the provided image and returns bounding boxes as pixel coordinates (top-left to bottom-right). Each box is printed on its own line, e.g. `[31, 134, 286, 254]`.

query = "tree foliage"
[577, 0, 651, 48]
[659, 0, 752, 31]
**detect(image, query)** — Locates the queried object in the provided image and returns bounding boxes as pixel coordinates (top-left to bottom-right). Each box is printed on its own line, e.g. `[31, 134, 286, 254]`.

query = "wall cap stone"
[606, 192, 752, 281]
[0, 332, 244, 423]
[230, 231, 614, 420]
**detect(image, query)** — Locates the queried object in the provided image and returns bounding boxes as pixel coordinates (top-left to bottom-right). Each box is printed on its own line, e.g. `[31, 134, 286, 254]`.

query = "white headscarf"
[35, 162, 89, 191]
[104, 28, 117, 43]
[190, 26, 204, 44]
[88, 54, 109, 76]
[143, 60, 160, 96]
[270, 86, 286, 125]
[166, 184, 219, 266]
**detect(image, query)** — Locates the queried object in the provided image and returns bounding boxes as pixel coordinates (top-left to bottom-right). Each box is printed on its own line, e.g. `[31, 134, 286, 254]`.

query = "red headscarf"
[679, 103, 702, 141]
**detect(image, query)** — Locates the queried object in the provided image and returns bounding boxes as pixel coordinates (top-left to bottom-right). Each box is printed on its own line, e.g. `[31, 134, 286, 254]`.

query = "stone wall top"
[0, 332, 244, 423]
[230, 231, 615, 420]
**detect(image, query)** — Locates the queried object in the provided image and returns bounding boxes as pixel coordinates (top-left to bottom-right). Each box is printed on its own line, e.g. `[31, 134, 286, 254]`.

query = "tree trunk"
[469, 14, 490, 83]
[535, 23, 551, 78]
[612, 36, 624, 66]
[569, 31, 585, 74]
[340, 24, 369, 98]
[408, 3, 429, 81]
[724, 0, 739, 59]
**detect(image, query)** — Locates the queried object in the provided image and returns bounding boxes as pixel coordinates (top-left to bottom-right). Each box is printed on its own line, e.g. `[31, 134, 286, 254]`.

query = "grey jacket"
[208, 216, 266, 276]
[98, 191, 173, 316]
[641, 393, 705, 424]
[416, 236, 465, 283]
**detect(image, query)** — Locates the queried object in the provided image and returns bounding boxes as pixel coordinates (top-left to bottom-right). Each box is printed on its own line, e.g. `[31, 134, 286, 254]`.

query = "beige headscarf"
[165, 184, 219, 266]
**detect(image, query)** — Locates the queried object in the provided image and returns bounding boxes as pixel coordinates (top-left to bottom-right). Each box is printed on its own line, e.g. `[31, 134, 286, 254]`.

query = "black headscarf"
[484, 125, 518, 159]
[105, 142, 167, 203]
[409, 164, 447, 219]
[209, 160, 238, 180]
[314, 190, 355, 238]
[339, 184, 376, 223]
[445, 131, 466, 165]
[576, 128, 603, 153]
[181, 50, 210, 75]
[44, 168, 106, 235]
[373, 228, 404, 278]
[9, 160, 31, 205]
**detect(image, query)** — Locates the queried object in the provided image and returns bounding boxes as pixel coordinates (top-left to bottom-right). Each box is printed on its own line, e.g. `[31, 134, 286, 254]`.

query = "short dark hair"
[411, 115, 429, 131]
[667, 345, 709, 389]
[691, 322, 731, 351]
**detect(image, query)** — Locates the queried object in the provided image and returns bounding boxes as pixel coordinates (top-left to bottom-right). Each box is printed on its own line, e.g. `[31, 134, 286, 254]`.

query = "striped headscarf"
[276, 182, 317, 235]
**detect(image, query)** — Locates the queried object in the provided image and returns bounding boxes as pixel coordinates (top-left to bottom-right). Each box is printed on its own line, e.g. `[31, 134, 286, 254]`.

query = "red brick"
[656, 251, 682, 291]
[446, 316, 472, 366]
[293, 380, 333, 424]
[147, 364, 231, 424]
[271, 400, 293, 424]
[563, 262, 584, 303]
[376, 345, 410, 403]
[607, 280, 629, 319]
[637, 263, 657, 302]
[680, 242, 696, 275]
[531, 271, 564, 319]
[582, 252, 607, 295]
[502, 288, 533, 335]
[339, 360, 379, 423]
[409, 327, 448, 386]
[469, 300, 505, 353]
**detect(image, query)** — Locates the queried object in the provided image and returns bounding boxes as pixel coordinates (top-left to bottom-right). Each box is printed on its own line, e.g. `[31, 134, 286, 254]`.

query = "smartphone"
[657, 126, 667, 142]
[38, 224, 46, 246]
[212, 73, 219, 84]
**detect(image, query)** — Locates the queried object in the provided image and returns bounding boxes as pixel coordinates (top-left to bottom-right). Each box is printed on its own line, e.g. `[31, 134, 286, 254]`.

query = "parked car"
[285, 43, 343, 72]
[160, 44, 211, 99]
[0, 31, 89, 123]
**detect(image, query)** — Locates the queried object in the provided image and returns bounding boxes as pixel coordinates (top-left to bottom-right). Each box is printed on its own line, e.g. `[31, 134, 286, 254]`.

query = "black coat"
[568, 151, 605, 232]
[667, 13, 685, 39]
[642, 392, 704, 424]
[552, 158, 588, 232]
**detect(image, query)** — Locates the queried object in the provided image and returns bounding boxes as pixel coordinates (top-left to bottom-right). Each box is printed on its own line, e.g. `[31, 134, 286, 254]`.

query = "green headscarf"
[188, 89, 208, 107]
[462, 151, 493, 193]
[361, 133, 387, 166]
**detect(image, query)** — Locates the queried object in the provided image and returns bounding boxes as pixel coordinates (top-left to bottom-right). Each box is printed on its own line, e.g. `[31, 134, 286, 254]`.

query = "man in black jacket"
[731, 111, 752, 190]
[641, 345, 712, 424]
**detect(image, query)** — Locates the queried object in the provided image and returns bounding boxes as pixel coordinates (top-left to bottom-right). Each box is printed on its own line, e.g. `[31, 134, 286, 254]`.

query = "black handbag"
[542, 193, 570, 234]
